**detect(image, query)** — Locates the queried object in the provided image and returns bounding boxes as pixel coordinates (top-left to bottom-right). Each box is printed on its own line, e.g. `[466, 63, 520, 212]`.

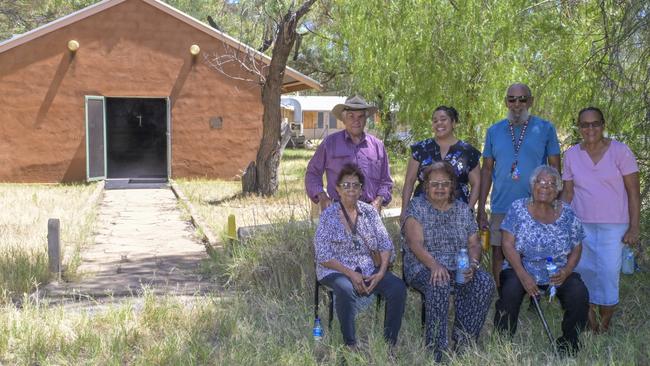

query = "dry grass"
[1, 149, 647, 364]
[175, 148, 408, 237]
[0, 183, 99, 301]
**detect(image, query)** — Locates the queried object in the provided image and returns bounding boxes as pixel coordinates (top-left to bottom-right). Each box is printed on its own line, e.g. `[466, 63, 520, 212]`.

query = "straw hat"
[331, 95, 378, 121]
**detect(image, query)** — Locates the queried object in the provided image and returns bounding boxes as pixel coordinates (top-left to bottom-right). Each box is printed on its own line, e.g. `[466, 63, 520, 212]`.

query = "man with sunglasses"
[477, 83, 561, 288]
[305, 95, 393, 213]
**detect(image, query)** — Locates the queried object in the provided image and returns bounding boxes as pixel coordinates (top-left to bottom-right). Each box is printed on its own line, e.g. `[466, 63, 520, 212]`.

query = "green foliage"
[0, 0, 98, 41]
[332, 0, 648, 145]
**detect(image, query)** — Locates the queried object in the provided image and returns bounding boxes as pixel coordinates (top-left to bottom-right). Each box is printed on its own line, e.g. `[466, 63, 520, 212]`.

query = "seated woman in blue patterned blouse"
[494, 165, 589, 356]
[403, 161, 495, 362]
[314, 163, 406, 348]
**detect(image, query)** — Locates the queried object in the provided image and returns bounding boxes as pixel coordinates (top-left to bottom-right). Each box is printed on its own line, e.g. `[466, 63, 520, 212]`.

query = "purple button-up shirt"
[305, 130, 393, 204]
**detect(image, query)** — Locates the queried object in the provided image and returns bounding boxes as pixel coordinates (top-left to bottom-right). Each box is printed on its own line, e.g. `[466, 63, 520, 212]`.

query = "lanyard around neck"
[340, 203, 358, 235]
[508, 119, 529, 159]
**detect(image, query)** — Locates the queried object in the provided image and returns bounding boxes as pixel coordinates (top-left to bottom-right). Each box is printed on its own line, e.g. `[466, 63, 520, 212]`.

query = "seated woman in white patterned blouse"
[314, 163, 406, 348]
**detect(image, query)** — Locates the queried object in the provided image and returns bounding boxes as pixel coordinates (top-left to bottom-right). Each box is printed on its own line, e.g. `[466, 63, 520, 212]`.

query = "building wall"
[303, 111, 317, 129]
[0, 0, 264, 182]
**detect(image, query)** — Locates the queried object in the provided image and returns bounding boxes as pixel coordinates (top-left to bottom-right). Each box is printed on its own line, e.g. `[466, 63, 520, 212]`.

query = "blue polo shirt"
[482, 115, 561, 214]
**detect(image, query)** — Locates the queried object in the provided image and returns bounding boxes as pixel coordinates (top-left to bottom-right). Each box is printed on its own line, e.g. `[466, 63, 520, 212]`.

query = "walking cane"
[531, 295, 558, 356]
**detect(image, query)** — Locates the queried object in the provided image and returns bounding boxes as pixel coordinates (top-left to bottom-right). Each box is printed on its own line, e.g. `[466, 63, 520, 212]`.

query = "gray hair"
[529, 165, 562, 192]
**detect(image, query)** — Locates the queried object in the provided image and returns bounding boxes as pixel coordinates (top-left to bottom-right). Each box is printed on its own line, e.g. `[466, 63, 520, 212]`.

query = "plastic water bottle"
[546, 257, 558, 299]
[456, 248, 469, 284]
[622, 246, 635, 275]
[312, 317, 323, 341]
[313, 317, 323, 341]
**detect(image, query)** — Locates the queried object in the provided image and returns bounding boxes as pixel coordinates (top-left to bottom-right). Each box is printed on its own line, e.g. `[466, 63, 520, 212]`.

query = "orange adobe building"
[0, 0, 319, 182]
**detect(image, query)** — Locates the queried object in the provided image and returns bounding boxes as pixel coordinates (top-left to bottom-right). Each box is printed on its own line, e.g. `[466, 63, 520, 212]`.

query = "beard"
[507, 109, 530, 125]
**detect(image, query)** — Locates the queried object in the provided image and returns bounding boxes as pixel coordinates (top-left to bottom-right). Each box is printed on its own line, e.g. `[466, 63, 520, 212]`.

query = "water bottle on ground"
[456, 248, 469, 284]
[313, 317, 323, 341]
[622, 246, 635, 275]
[546, 257, 558, 300]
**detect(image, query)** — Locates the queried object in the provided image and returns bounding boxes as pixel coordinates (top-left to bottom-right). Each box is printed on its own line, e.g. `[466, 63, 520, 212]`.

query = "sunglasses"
[579, 121, 604, 129]
[506, 95, 530, 104]
[338, 182, 363, 190]
[427, 180, 452, 189]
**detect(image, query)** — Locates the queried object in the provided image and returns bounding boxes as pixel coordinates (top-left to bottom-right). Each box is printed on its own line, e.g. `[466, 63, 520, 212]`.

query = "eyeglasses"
[506, 95, 530, 104]
[338, 182, 363, 190]
[427, 180, 452, 189]
[579, 121, 604, 129]
[535, 179, 556, 188]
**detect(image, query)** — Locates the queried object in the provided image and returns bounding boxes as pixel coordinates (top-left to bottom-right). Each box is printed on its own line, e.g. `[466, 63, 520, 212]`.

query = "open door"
[85, 96, 106, 181]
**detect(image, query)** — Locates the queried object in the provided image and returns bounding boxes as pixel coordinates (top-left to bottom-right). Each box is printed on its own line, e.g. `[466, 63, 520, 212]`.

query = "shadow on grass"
[205, 192, 248, 206]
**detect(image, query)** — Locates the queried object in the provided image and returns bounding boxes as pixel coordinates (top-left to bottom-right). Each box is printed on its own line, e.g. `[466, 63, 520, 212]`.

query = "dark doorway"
[105, 98, 167, 179]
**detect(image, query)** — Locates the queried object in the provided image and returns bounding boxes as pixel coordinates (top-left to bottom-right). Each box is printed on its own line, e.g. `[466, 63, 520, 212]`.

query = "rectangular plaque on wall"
[210, 116, 223, 129]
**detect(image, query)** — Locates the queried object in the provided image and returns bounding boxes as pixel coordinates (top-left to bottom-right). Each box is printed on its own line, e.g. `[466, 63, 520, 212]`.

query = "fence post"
[227, 214, 237, 240]
[48, 218, 61, 274]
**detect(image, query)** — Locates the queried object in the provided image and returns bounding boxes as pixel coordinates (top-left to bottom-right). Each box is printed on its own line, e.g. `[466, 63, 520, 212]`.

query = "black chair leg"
[316, 279, 335, 330]
[314, 279, 320, 320]
[420, 292, 426, 329]
[327, 289, 334, 330]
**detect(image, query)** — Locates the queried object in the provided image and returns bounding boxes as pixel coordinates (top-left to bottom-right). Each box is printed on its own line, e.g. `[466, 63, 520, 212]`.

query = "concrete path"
[42, 188, 218, 301]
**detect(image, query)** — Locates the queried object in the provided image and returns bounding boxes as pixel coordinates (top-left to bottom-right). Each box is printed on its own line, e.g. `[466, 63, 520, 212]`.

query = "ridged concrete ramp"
[42, 188, 218, 301]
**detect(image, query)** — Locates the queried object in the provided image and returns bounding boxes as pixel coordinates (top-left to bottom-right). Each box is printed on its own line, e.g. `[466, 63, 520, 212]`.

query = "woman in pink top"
[561, 107, 640, 333]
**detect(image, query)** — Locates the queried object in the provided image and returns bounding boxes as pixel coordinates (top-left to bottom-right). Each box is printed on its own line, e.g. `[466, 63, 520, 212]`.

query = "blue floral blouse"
[410, 138, 481, 203]
[314, 201, 395, 280]
[501, 198, 585, 285]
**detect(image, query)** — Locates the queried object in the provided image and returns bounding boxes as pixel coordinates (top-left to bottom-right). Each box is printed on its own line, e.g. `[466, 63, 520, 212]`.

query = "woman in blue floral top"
[401, 106, 481, 222]
[314, 164, 406, 348]
[494, 165, 589, 356]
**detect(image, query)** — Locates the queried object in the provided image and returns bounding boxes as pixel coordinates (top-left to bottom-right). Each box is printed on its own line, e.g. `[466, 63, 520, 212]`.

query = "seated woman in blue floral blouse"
[494, 165, 589, 355]
[314, 164, 406, 348]
[403, 161, 494, 362]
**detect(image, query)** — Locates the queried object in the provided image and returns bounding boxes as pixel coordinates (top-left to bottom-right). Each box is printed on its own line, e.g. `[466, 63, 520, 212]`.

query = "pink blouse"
[562, 140, 638, 224]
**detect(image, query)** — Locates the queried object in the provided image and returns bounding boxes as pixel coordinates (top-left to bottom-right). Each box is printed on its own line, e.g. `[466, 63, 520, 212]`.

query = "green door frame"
[85, 95, 107, 181]
[166, 96, 172, 179]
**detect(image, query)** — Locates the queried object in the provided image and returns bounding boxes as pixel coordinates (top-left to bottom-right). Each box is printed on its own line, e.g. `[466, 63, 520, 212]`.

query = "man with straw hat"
[305, 95, 393, 213]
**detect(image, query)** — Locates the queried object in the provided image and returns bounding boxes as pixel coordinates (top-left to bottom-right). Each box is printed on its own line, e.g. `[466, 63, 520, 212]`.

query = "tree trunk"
[245, 0, 317, 196]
